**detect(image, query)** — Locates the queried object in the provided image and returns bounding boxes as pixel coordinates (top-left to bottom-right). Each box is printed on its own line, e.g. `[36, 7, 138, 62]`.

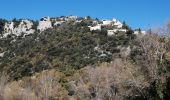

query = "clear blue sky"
[0, 0, 170, 30]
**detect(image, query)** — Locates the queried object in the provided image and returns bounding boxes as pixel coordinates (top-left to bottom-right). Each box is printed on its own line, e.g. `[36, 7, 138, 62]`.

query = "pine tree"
[122, 21, 129, 29]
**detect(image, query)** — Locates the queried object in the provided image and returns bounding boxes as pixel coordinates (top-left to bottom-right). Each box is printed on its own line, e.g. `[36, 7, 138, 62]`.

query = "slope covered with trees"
[0, 17, 170, 100]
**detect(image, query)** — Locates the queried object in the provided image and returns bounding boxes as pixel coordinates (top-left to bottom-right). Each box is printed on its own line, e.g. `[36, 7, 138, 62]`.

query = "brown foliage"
[69, 59, 148, 100]
[0, 70, 68, 100]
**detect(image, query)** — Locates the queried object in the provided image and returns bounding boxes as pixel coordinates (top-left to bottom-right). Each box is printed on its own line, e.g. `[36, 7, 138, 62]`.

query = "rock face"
[89, 25, 102, 31]
[37, 17, 52, 31]
[112, 19, 123, 28]
[0, 52, 5, 57]
[107, 30, 115, 36]
[3, 20, 35, 37]
[3, 22, 14, 37]
[102, 20, 113, 26]
[14, 20, 35, 36]
[134, 30, 146, 36]
[0, 16, 146, 38]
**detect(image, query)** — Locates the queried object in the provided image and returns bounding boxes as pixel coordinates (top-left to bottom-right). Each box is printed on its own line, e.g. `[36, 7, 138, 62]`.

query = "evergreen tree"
[122, 21, 129, 29]
[0, 19, 7, 33]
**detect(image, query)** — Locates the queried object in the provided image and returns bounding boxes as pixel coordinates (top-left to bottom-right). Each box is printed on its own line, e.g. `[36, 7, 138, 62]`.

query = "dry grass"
[0, 70, 68, 100]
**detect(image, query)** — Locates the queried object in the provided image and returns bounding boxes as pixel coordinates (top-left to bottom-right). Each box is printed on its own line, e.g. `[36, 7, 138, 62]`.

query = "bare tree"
[135, 32, 166, 80]
[71, 59, 147, 100]
[0, 74, 9, 100]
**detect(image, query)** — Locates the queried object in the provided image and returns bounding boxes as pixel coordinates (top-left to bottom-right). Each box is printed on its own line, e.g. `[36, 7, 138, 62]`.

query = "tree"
[12, 18, 21, 28]
[166, 20, 170, 35]
[0, 19, 7, 33]
[122, 21, 129, 29]
[70, 59, 147, 100]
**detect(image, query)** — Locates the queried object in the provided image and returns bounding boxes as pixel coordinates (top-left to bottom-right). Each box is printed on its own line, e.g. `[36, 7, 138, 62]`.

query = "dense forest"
[0, 17, 170, 100]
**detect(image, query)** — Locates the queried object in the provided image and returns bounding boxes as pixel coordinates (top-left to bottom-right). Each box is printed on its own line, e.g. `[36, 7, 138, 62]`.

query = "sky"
[0, 0, 170, 30]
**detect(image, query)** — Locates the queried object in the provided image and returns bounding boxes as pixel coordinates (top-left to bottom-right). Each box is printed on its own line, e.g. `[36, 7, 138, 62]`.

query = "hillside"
[0, 16, 137, 79]
[0, 16, 170, 100]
